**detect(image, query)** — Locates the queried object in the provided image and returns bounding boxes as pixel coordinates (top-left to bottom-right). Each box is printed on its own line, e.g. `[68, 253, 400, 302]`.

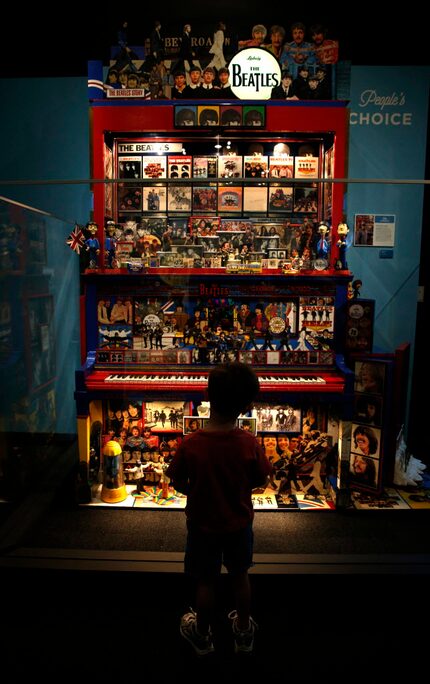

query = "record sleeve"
[294, 156, 319, 179]
[218, 155, 243, 178]
[167, 155, 192, 179]
[142, 156, 167, 179]
[218, 185, 243, 212]
[244, 155, 268, 177]
[167, 185, 192, 212]
[243, 186, 268, 212]
[193, 156, 218, 178]
[268, 155, 294, 178]
[142, 185, 167, 212]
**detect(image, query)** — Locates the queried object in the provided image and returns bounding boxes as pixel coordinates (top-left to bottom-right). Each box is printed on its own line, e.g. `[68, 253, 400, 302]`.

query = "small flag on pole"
[66, 224, 85, 254]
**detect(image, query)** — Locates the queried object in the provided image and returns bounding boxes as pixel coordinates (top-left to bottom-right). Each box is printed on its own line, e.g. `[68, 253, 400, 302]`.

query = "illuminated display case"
[76, 94, 358, 510]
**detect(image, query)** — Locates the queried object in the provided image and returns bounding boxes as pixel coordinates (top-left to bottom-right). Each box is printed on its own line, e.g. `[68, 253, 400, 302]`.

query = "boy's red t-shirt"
[166, 428, 271, 534]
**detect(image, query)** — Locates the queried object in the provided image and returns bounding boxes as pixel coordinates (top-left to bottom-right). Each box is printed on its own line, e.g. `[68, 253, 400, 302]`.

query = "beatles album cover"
[293, 185, 318, 213]
[142, 156, 167, 179]
[118, 156, 142, 179]
[244, 155, 268, 177]
[192, 185, 218, 212]
[168, 155, 192, 179]
[243, 186, 268, 212]
[294, 156, 319, 179]
[118, 185, 142, 211]
[268, 185, 293, 211]
[142, 185, 167, 212]
[351, 488, 410, 510]
[268, 155, 294, 178]
[193, 156, 218, 178]
[218, 155, 243, 178]
[167, 185, 192, 212]
[218, 185, 243, 212]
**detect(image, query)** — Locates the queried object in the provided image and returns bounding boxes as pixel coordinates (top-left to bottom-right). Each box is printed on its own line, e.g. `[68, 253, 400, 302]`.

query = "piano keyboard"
[105, 373, 326, 385]
[81, 369, 345, 393]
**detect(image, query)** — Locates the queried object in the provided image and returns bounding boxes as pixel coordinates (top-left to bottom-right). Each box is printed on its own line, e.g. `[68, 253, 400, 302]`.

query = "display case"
[76, 95, 356, 509]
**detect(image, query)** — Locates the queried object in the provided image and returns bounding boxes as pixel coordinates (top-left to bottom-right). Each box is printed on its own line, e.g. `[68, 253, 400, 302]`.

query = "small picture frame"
[351, 423, 381, 460]
[237, 417, 257, 434]
[175, 105, 197, 127]
[183, 416, 202, 434]
[354, 360, 385, 395]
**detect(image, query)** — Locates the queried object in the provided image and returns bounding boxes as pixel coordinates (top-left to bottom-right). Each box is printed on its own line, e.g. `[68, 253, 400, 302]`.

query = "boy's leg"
[195, 577, 215, 635]
[230, 571, 251, 630]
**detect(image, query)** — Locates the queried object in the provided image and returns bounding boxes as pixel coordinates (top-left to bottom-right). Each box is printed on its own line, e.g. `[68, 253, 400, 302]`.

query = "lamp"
[101, 440, 128, 503]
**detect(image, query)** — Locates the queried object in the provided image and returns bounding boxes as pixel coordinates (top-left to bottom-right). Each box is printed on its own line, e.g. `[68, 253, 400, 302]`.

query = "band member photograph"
[351, 424, 381, 459]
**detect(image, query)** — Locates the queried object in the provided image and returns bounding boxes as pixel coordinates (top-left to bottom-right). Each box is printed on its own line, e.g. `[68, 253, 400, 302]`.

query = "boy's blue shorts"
[184, 521, 254, 579]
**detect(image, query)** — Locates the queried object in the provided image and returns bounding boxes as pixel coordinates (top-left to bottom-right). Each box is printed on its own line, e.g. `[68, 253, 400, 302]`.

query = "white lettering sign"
[229, 48, 281, 100]
[117, 143, 183, 153]
[351, 89, 412, 126]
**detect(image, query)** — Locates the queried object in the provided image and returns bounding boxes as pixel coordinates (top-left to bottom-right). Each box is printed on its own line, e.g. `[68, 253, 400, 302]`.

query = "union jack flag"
[66, 224, 85, 254]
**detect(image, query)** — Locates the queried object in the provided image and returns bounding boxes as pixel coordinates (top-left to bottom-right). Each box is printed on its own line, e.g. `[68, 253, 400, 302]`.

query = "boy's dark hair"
[208, 362, 260, 419]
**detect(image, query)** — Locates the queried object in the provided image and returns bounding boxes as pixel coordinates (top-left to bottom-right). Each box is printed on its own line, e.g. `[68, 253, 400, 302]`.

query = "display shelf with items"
[88, 101, 348, 279]
[75, 98, 353, 510]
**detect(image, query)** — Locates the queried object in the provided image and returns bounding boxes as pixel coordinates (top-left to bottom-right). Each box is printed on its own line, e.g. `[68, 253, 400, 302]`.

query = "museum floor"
[1, 439, 430, 681]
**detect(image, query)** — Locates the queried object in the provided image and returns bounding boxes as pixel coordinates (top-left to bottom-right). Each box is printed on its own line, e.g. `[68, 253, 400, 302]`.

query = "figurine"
[352, 278, 362, 299]
[104, 220, 117, 269]
[316, 222, 329, 259]
[85, 221, 100, 269]
[335, 222, 349, 270]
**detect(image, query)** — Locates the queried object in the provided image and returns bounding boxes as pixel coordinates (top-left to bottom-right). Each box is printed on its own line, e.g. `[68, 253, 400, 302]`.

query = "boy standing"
[166, 362, 270, 655]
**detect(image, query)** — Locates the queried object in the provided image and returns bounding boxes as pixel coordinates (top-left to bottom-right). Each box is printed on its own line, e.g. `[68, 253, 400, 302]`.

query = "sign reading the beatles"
[229, 48, 281, 100]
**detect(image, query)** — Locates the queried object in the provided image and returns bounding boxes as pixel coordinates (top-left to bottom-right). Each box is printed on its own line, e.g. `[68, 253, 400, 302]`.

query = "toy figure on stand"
[335, 222, 349, 270]
[85, 221, 100, 269]
[316, 222, 330, 260]
[105, 220, 117, 269]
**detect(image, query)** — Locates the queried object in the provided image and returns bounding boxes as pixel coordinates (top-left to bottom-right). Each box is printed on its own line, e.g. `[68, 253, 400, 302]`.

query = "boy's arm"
[166, 447, 190, 494]
[250, 443, 272, 489]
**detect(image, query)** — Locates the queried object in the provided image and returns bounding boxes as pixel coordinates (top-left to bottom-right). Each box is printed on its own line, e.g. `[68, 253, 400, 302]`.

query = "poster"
[354, 214, 396, 247]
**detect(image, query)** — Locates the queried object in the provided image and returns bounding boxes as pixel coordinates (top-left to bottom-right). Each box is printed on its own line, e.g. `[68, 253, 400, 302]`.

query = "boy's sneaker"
[228, 610, 258, 653]
[180, 609, 215, 656]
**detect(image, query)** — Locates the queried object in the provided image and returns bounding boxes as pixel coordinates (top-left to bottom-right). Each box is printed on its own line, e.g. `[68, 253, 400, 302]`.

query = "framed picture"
[242, 105, 265, 127]
[353, 394, 383, 427]
[175, 105, 197, 127]
[345, 299, 375, 352]
[183, 416, 202, 434]
[237, 417, 257, 434]
[351, 423, 381, 459]
[349, 453, 380, 491]
[189, 216, 220, 236]
[354, 360, 385, 395]
[220, 105, 243, 126]
[197, 105, 220, 126]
